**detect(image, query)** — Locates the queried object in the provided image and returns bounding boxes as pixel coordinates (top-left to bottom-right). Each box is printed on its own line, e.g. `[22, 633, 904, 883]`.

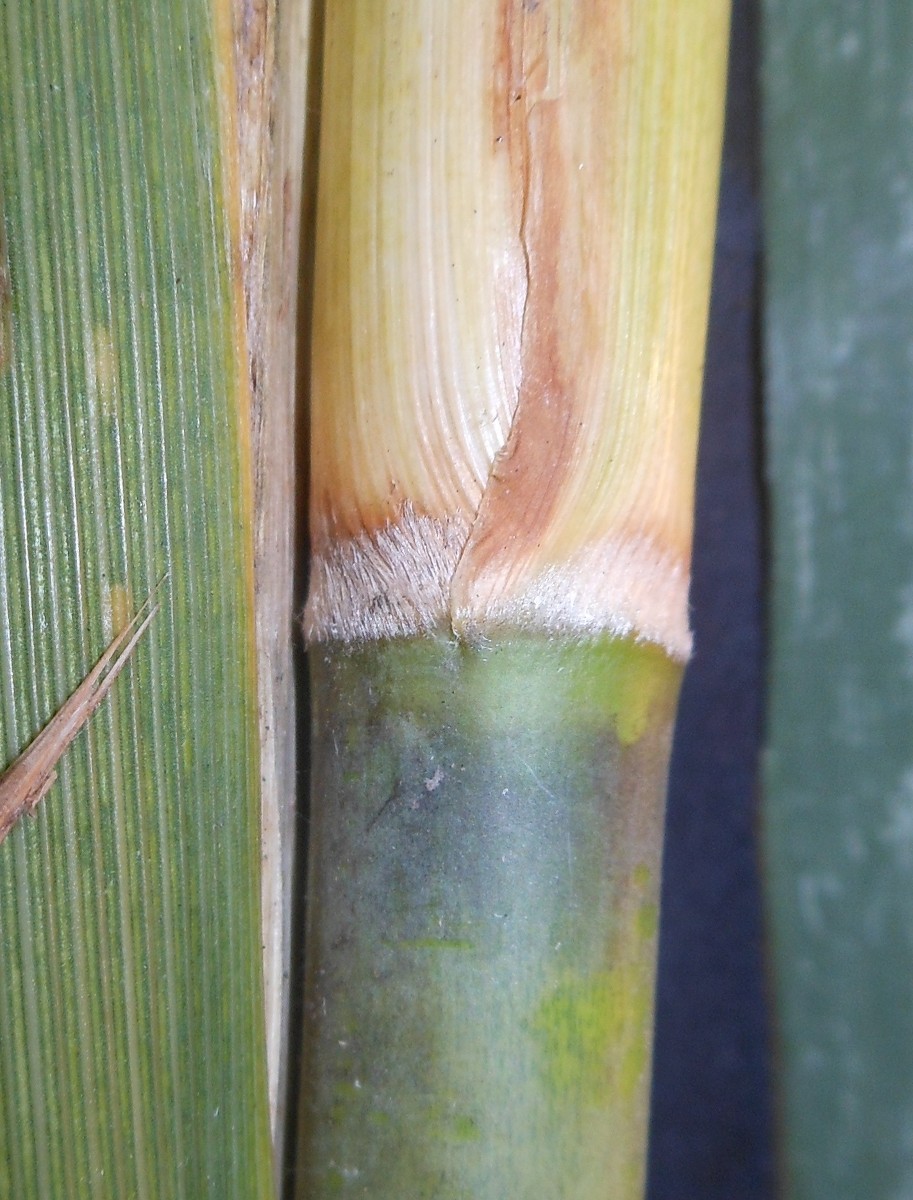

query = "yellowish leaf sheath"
[305, 1, 729, 659]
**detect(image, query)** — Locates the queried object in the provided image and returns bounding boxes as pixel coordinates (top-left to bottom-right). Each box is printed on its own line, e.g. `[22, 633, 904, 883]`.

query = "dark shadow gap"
[281, 1, 326, 1193]
[648, 1, 774, 1196]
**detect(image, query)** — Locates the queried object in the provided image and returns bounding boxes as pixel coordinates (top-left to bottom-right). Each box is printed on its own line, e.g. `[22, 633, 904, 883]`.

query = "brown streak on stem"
[0, 600, 158, 846]
[0, 209, 11, 373]
[453, 2, 574, 607]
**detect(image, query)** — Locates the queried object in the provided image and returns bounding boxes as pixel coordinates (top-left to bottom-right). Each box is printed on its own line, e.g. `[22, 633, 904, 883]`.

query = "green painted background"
[764, 4, 913, 1195]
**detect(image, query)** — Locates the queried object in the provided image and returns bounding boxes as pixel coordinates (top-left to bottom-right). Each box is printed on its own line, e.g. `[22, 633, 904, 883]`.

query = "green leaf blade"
[0, 1, 273, 1197]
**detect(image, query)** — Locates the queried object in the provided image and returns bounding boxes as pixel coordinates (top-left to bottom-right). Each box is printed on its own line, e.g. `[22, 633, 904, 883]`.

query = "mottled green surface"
[297, 635, 681, 1199]
[0, 3, 272, 1198]
[763, 4, 913, 1196]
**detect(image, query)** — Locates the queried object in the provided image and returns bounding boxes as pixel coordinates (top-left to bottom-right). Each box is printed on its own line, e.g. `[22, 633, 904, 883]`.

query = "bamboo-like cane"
[297, 5, 729, 1197]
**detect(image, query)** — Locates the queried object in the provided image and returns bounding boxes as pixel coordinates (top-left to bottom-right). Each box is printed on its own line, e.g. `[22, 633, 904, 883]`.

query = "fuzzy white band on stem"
[304, 503, 693, 662]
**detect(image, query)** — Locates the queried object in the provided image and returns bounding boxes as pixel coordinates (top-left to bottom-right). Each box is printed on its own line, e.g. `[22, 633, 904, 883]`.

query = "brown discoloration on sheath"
[454, 3, 577, 603]
[492, 0, 529, 240]
[0, 602, 157, 846]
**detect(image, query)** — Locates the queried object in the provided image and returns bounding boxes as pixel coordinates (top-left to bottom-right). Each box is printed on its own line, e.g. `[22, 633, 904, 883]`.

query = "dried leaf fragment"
[0, 599, 158, 845]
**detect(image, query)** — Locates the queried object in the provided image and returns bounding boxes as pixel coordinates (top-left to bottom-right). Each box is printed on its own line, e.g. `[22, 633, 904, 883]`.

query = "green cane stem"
[298, 634, 681, 1199]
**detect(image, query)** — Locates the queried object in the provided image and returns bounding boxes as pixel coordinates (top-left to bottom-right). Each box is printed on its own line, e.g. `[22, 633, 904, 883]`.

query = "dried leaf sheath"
[231, 0, 315, 1152]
